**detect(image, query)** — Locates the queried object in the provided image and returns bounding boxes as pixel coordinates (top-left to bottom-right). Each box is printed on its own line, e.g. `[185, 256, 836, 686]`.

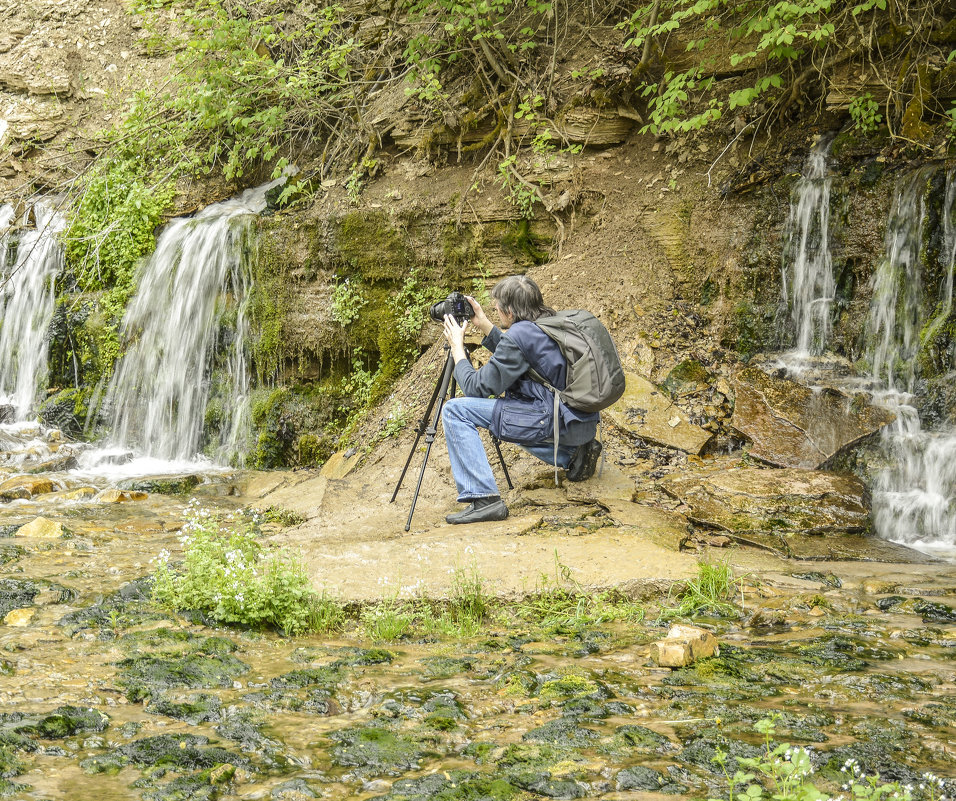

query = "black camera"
[429, 291, 474, 323]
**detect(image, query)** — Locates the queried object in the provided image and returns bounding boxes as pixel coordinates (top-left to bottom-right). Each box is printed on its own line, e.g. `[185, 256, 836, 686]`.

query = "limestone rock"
[606, 373, 713, 454]
[15, 516, 67, 538]
[650, 624, 719, 667]
[661, 467, 869, 534]
[0, 487, 30, 502]
[3, 607, 35, 626]
[59, 487, 98, 501]
[0, 475, 56, 497]
[731, 366, 895, 469]
[95, 489, 148, 503]
[320, 449, 362, 480]
[0, 45, 74, 96]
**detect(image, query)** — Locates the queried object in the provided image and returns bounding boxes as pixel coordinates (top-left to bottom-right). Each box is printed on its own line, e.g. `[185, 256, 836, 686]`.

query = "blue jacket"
[452, 321, 599, 446]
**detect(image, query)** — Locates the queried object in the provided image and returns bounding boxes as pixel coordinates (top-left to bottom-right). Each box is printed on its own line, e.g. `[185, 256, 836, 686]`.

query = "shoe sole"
[566, 442, 602, 482]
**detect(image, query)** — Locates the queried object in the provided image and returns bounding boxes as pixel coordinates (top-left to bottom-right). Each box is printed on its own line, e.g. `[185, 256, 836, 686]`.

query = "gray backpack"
[530, 310, 625, 413]
[528, 310, 625, 484]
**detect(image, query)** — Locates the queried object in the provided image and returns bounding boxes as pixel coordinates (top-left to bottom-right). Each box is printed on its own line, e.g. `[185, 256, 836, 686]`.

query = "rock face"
[660, 467, 870, 534]
[731, 366, 896, 468]
[606, 373, 713, 455]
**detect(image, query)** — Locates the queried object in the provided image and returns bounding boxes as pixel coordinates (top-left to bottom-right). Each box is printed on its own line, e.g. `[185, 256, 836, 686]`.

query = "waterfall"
[868, 169, 956, 558]
[102, 183, 275, 464]
[781, 138, 835, 356]
[0, 202, 67, 420]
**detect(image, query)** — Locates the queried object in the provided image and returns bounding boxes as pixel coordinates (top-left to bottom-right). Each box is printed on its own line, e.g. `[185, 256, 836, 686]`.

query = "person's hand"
[443, 314, 468, 362]
[466, 295, 493, 336]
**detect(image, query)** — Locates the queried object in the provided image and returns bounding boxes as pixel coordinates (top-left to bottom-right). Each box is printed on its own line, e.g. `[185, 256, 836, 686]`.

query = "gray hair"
[491, 275, 555, 323]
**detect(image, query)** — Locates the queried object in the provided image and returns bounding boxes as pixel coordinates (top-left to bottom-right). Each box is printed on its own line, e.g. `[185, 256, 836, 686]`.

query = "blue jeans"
[442, 396, 576, 501]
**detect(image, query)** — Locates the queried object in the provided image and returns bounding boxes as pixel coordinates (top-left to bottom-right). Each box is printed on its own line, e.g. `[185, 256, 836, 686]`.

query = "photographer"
[441, 275, 603, 524]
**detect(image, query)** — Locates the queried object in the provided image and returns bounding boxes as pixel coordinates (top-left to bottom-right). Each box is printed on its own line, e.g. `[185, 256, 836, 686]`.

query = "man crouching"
[441, 275, 603, 524]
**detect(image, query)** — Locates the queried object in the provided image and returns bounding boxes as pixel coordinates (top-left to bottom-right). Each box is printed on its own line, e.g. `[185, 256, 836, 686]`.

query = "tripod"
[391, 344, 513, 531]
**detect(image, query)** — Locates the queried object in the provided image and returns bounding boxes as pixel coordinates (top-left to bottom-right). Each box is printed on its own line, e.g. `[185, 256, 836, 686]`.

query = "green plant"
[849, 92, 883, 134]
[152, 503, 320, 635]
[361, 593, 414, 641]
[330, 278, 368, 327]
[447, 564, 490, 636]
[308, 591, 347, 633]
[660, 560, 742, 620]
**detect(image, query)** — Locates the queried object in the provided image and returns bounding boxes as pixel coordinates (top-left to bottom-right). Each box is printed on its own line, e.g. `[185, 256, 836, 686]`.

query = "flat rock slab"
[660, 467, 869, 534]
[732, 366, 895, 468]
[606, 373, 713, 454]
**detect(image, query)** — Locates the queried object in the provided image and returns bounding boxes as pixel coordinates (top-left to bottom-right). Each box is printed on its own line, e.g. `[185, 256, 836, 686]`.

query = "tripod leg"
[391, 353, 449, 502]
[491, 436, 514, 490]
[403, 352, 456, 531]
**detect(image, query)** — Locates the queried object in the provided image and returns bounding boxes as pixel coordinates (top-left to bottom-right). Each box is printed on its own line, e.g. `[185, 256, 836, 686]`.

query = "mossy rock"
[661, 359, 713, 398]
[419, 655, 478, 680]
[117, 475, 202, 495]
[14, 706, 109, 738]
[146, 693, 223, 725]
[118, 733, 246, 771]
[270, 666, 343, 691]
[373, 770, 517, 801]
[330, 647, 396, 666]
[36, 388, 89, 439]
[511, 771, 587, 798]
[677, 735, 762, 775]
[609, 723, 672, 753]
[328, 726, 424, 775]
[522, 718, 600, 748]
[615, 765, 665, 791]
[57, 575, 165, 636]
[0, 579, 39, 619]
[336, 211, 414, 281]
[117, 652, 249, 702]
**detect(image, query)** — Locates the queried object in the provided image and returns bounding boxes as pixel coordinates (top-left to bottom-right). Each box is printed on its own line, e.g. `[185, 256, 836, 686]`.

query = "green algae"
[146, 693, 223, 724]
[14, 706, 110, 739]
[372, 770, 517, 801]
[328, 726, 424, 775]
[270, 665, 343, 691]
[522, 718, 601, 748]
[118, 651, 249, 702]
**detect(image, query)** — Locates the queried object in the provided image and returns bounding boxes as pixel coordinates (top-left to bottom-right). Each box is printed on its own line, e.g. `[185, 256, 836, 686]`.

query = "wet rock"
[14, 706, 109, 738]
[876, 595, 956, 623]
[58, 576, 165, 637]
[146, 693, 223, 724]
[3, 608, 35, 626]
[216, 707, 283, 756]
[372, 771, 516, 801]
[0, 487, 30, 502]
[419, 655, 478, 679]
[14, 516, 69, 538]
[661, 360, 713, 398]
[611, 723, 673, 753]
[650, 624, 720, 668]
[271, 665, 342, 691]
[523, 717, 600, 748]
[537, 673, 608, 701]
[118, 650, 249, 702]
[678, 735, 762, 775]
[117, 474, 203, 495]
[25, 453, 78, 473]
[616, 765, 665, 791]
[59, 487, 98, 501]
[606, 373, 714, 454]
[0, 578, 38, 617]
[791, 571, 842, 588]
[0, 475, 56, 497]
[0, 405, 13, 423]
[331, 646, 396, 666]
[731, 366, 895, 468]
[328, 726, 423, 775]
[83, 733, 247, 775]
[512, 771, 588, 798]
[271, 778, 319, 798]
[94, 489, 149, 503]
[660, 467, 869, 534]
[320, 449, 362, 479]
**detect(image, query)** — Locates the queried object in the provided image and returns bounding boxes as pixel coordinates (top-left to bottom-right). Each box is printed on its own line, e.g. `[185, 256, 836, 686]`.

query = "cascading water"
[868, 168, 956, 558]
[101, 183, 276, 465]
[781, 138, 835, 358]
[0, 202, 67, 420]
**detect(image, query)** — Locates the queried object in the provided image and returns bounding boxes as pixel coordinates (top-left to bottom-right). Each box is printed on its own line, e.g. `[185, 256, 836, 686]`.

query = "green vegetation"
[624, 0, 953, 144]
[661, 560, 743, 620]
[152, 504, 326, 635]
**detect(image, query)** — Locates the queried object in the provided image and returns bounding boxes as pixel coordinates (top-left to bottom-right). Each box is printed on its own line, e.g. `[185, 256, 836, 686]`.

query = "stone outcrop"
[649, 624, 719, 668]
[15, 516, 68, 538]
[606, 372, 713, 455]
[660, 467, 870, 535]
[731, 366, 896, 469]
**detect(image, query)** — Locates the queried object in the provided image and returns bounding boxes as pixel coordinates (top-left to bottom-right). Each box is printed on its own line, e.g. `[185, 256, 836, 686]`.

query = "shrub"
[152, 503, 322, 635]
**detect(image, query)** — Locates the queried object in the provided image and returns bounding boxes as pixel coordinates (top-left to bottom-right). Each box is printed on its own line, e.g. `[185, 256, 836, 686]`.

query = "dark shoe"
[566, 439, 602, 482]
[446, 496, 509, 524]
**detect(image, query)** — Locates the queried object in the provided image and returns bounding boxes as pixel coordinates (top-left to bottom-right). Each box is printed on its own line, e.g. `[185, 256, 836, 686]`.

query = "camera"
[429, 291, 474, 324]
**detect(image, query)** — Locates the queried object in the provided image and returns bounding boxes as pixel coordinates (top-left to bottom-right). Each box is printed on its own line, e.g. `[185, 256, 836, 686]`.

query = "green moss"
[500, 220, 550, 265]
[538, 674, 600, 700]
[337, 211, 413, 281]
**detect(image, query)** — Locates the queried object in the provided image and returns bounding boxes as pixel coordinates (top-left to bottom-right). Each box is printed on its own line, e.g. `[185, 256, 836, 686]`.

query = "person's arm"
[453, 333, 529, 398]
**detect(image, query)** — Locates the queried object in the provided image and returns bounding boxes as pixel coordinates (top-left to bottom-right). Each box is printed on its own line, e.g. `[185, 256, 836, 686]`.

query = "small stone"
[95, 489, 148, 503]
[650, 640, 694, 668]
[3, 608, 35, 626]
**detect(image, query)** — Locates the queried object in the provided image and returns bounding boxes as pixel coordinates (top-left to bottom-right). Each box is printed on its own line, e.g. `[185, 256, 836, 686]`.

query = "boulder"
[3, 607, 35, 626]
[320, 449, 362, 480]
[0, 475, 56, 497]
[606, 372, 713, 454]
[650, 624, 719, 668]
[59, 487, 98, 501]
[731, 366, 895, 468]
[15, 517, 68, 539]
[660, 467, 870, 534]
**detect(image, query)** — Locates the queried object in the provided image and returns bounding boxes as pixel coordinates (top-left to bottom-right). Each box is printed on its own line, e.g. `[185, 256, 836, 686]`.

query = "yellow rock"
[0, 475, 55, 496]
[95, 489, 149, 503]
[4, 608, 36, 626]
[320, 449, 362, 480]
[15, 516, 67, 538]
[60, 487, 99, 501]
[650, 623, 720, 668]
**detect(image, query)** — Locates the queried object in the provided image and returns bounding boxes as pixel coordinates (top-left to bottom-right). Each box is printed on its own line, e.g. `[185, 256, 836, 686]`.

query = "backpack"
[525, 310, 625, 485]
[529, 310, 625, 413]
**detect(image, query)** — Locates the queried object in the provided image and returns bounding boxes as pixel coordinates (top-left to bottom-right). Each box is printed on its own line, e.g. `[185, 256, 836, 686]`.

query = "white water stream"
[0, 201, 66, 420]
[868, 169, 956, 558]
[781, 139, 834, 357]
[101, 182, 277, 465]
